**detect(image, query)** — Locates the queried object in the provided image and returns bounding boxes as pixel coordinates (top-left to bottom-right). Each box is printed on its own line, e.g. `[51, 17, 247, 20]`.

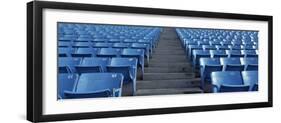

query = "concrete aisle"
[136, 28, 203, 96]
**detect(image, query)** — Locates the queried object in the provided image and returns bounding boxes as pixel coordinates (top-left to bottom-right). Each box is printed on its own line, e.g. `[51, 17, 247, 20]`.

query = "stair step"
[153, 52, 186, 55]
[149, 62, 191, 67]
[136, 88, 203, 96]
[144, 66, 192, 73]
[143, 73, 195, 80]
[150, 58, 187, 63]
[154, 48, 184, 53]
[151, 55, 187, 59]
[137, 78, 201, 89]
[157, 43, 182, 48]
[155, 47, 184, 50]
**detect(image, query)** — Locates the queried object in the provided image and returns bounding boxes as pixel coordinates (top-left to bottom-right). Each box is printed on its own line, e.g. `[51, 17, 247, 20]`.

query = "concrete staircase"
[136, 28, 203, 96]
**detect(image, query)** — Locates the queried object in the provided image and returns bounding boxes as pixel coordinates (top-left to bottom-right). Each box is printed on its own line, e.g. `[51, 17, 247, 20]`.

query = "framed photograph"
[27, 1, 273, 122]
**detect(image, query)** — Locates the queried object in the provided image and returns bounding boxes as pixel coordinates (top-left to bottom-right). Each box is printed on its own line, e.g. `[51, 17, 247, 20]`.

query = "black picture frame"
[27, 1, 273, 122]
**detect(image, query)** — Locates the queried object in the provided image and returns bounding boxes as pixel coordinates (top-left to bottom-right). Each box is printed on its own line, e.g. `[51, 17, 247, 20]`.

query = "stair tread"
[136, 87, 203, 95]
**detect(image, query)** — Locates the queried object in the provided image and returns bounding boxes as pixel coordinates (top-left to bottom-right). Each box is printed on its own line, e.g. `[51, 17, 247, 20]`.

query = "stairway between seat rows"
[136, 28, 203, 96]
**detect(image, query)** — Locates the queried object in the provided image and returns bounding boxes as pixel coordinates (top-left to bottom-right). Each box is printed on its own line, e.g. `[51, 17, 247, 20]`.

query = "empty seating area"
[58, 23, 161, 99]
[58, 23, 260, 100]
[176, 28, 259, 92]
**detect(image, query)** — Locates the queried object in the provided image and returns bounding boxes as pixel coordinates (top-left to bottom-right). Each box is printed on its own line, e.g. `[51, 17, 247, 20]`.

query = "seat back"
[107, 66, 131, 84]
[211, 71, 245, 92]
[221, 57, 241, 64]
[59, 57, 82, 73]
[58, 47, 75, 57]
[193, 50, 210, 67]
[107, 58, 137, 83]
[58, 73, 78, 99]
[242, 71, 258, 91]
[204, 65, 223, 81]
[68, 73, 123, 98]
[226, 50, 244, 57]
[75, 57, 109, 73]
[93, 43, 112, 48]
[71, 48, 98, 57]
[97, 48, 121, 57]
[113, 43, 130, 48]
[210, 50, 227, 58]
[72, 42, 91, 48]
[240, 57, 258, 65]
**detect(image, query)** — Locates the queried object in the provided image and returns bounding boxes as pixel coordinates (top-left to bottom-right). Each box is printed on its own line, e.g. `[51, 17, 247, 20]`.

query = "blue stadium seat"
[216, 45, 230, 50]
[183, 40, 197, 47]
[188, 45, 203, 60]
[138, 39, 154, 48]
[240, 57, 258, 71]
[93, 43, 112, 48]
[192, 50, 211, 68]
[220, 41, 232, 46]
[59, 41, 72, 48]
[92, 38, 108, 43]
[210, 41, 221, 46]
[220, 58, 244, 71]
[97, 48, 121, 57]
[59, 57, 82, 73]
[109, 39, 122, 43]
[210, 50, 228, 58]
[59, 47, 75, 57]
[200, 58, 223, 90]
[72, 42, 91, 48]
[124, 39, 136, 43]
[211, 71, 249, 92]
[75, 37, 92, 42]
[113, 43, 130, 48]
[203, 45, 216, 50]
[241, 50, 258, 58]
[243, 45, 255, 50]
[229, 45, 243, 50]
[226, 50, 245, 57]
[121, 49, 145, 78]
[75, 57, 110, 73]
[232, 41, 242, 46]
[131, 43, 150, 59]
[197, 41, 209, 46]
[58, 73, 78, 99]
[241, 71, 258, 91]
[71, 48, 99, 57]
[106, 58, 138, 95]
[64, 73, 124, 98]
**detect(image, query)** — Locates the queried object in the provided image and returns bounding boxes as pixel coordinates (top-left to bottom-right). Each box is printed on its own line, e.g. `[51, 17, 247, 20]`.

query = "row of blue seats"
[59, 24, 160, 37]
[176, 28, 258, 43]
[59, 39, 157, 49]
[187, 45, 258, 60]
[59, 73, 124, 99]
[192, 50, 258, 68]
[59, 25, 160, 37]
[186, 43, 258, 50]
[186, 44, 258, 56]
[182, 39, 258, 47]
[211, 71, 258, 92]
[199, 57, 258, 89]
[59, 48, 145, 74]
[59, 57, 138, 96]
[58, 24, 163, 98]
[59, 43, 152, 58]
[176, 28, 259, 93]
[59, 23, 161, 48]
